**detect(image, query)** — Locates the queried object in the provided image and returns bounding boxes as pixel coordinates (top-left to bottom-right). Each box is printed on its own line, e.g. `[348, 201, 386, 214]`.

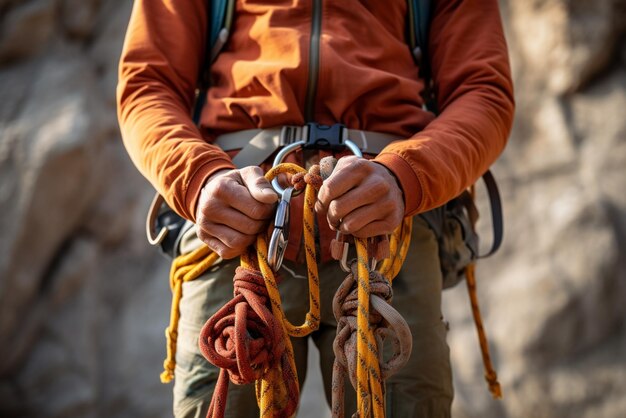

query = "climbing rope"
[331, 254, 412, 418]
[464, 185, 502, 399]
[161, 246, 219, 383]
[465, 263, 502, 399]
[160, 155, 502, 418]
[196, 162, 328, 418]
[198, 265, 299, 417]
[330, 229, 413, 418]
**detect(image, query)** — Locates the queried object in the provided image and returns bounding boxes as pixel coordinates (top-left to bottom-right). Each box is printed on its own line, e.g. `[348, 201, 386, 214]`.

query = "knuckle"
[380, 199, 394, 213]
[210, 180, 230, 198]
[207, 239, 224, 255]
[250, 220, 267, 235]
[197, 228, 209, 242]
[327, 201, 341, 220]
[242, 165, 261, 175]
[249, 203, 272, 220]
[229, 234, 249, 249]
[317, 188, 330, 206]
[352, 157, 370, 172]
[371, 180, 389, 195]
[241, 166, 264, 182]
[219, 248, 237, 259]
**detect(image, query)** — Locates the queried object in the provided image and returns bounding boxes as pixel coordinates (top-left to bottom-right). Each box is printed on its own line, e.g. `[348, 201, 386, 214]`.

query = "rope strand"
[465, 263, 502, 399]
[161, 159, 502, 418]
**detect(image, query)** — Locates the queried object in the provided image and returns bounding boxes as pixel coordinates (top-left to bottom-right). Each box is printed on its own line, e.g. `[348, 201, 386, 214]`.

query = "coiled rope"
[159, 158, 502, 418]
[198, 266, 298, 417]
[197, 162, 326, 417]
[331, 259, 412, 418]
[329, 227, 413, 417]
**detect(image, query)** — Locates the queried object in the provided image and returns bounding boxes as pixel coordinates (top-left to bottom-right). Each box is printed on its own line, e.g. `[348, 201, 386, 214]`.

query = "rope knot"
[200, 268, 284, 383]
[291, 164, 323, 191]
[199, 267, 298, 417]
[331, 255, 412, 418]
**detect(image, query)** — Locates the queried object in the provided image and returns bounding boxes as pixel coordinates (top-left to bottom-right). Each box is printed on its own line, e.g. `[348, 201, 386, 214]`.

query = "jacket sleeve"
[374, 0, 515, 216]
[116, 0, 236, 221]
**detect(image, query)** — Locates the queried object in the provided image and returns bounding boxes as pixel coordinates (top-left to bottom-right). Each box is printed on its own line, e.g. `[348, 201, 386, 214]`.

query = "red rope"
[198, 266, 299, 418]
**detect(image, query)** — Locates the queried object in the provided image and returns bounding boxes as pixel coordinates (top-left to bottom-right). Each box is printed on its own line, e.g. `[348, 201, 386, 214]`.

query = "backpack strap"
[208, 0, 236, 62]
[192, 0, 235, 124]
[407, 0, 437, 113]
[407, 0, 431, 79]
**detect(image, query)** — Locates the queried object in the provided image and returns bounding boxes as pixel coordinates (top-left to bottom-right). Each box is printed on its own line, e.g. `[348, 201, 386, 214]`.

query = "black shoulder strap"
[407, 0, 432, 80]
[478, 170, 504, 259]
[192, 0, 235, 124]
[407, 0, 437, 113]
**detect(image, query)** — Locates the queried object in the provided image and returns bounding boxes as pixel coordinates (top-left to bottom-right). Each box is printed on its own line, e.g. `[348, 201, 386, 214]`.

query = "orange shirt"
[117, 0, 514, 255]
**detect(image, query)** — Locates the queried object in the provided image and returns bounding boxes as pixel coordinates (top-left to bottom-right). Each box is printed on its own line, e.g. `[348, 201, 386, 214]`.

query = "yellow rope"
[161, 162, 323, 417]
[247, 162, 323, 417]
[250, 163, 321, 337]
[354, 237, 385, 417]
[377, 217, 413, 283]
[161, 246, 220, 383]
[160, 160, 501, 417]
[465, 263, 503, 399]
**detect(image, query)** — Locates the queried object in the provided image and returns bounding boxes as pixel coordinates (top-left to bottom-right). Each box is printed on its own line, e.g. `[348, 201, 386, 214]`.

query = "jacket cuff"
[184, 159, 236, 222]
[374, 152, 424, 217]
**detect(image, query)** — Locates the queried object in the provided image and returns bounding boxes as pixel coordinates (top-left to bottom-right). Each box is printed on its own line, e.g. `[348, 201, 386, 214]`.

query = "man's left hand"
[315, 156, 405, 238]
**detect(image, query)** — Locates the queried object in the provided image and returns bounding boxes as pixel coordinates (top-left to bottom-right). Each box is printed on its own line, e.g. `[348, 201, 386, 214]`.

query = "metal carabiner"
[268, 186, 294, 271]
[270, 141, 305, 196]
[270, 137, 363, 196]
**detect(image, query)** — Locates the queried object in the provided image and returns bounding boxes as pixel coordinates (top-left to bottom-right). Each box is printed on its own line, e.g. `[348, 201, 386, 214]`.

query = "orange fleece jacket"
[117, 0, 514, 225]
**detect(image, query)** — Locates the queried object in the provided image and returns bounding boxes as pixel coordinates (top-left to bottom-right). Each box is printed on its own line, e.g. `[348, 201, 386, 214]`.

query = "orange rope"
[465, 263, 502, 399]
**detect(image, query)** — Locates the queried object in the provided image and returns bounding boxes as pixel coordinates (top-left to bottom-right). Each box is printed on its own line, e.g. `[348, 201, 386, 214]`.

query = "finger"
[337, 203, 397, 237]
[239, 166, 278, 204]
[197, 224, 256, 258]
[325, 186, 381, 228]
[211, 178, 276, 221]
[200, 207, 268, 236]
[350, 220, 397, 239]
[316, 156, 363, 209]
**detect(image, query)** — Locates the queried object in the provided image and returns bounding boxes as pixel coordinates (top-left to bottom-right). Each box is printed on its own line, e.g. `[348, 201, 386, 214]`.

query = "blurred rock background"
[0, 0, 624, 417]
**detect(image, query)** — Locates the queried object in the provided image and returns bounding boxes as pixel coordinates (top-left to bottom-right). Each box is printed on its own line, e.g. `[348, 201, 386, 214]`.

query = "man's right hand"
[196, 166, 278, 259]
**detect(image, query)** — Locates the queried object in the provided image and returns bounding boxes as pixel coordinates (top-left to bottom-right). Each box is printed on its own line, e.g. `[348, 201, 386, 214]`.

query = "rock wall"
[445, 1, 626, 417]
[0, 1, 624, 417]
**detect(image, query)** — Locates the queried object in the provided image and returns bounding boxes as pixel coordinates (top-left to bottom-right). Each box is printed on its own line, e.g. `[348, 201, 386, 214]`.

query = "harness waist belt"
[213, 126, 401, 168]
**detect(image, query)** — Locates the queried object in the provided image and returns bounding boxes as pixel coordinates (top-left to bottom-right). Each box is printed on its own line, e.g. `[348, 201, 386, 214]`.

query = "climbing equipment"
[196, 161, 323, 417]
[152, 0, 504, 410]
[330, 225, 413, 418]
[267, 186, 293, 271]
[160, 245, 220, 383]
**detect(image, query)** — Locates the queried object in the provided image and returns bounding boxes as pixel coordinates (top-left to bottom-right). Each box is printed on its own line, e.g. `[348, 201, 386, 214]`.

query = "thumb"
[240, 166, 278, 204]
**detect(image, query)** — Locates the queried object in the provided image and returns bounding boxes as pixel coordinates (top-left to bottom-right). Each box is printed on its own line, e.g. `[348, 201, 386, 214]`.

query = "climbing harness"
[160, 159, 501, 418]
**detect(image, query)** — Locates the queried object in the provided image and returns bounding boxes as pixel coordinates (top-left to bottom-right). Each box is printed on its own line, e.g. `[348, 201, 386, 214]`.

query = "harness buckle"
[268, 186, 294, 271]
[303, 123, 347, 152]
[271, 125, 362, 196]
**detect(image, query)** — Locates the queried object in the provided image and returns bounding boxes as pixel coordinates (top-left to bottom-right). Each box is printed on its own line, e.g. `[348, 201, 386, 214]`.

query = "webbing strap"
[478, 170, 503, 259]
[213, 127, 401, 168]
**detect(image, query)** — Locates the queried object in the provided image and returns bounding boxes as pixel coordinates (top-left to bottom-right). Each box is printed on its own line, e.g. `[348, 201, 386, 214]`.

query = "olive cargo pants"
[172, 217, 453, 417]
